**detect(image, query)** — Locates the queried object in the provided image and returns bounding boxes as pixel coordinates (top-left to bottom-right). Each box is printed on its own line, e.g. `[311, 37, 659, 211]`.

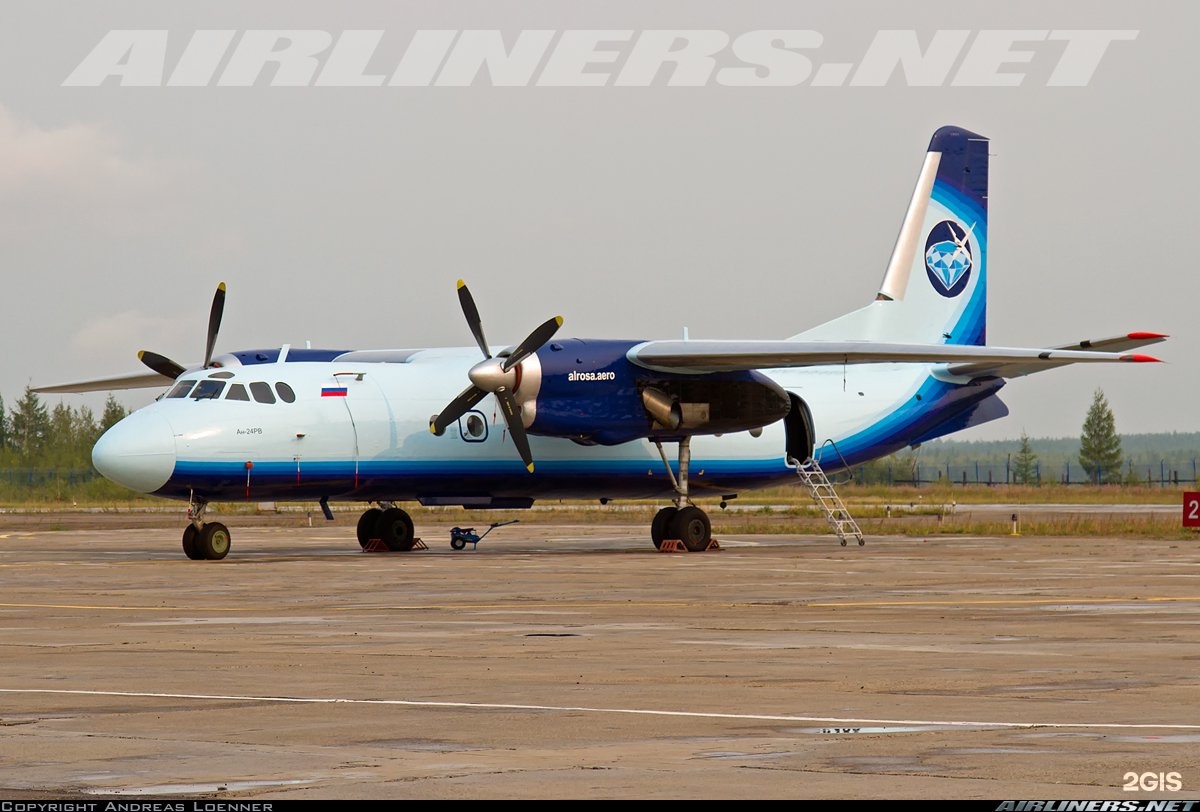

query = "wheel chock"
[658, 538, 721, 553]
[362, 538, 427, 553]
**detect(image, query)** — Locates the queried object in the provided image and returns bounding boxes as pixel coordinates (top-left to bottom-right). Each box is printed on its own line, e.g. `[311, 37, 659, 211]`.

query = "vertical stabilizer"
[794, 126, 989, 345]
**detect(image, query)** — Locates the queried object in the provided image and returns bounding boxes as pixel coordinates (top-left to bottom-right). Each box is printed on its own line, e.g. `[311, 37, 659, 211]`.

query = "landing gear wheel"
[182, 524, 203, 560]
[651, 507, 677, 550]
[357, 508, 383, 549]
[451, 537, 467, 551]
[378, 508, 415, 551]
[197, 522, 231, 560]
[669, 506, 711, 552]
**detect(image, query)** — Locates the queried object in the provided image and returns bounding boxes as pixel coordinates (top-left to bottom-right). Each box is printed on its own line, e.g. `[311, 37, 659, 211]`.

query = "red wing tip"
[1127, 331, 1168, 340]
[1121, 354, 1163, 363]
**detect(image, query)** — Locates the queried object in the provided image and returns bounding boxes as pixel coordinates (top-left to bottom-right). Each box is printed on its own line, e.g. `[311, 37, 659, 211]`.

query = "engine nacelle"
[526, 339, 790, 445]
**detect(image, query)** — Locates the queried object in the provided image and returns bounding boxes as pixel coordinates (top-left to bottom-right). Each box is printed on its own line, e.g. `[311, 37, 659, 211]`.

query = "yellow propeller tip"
[456, 279, 466, 289]
[526, 463, 535, 473]
[137, 350, 146, 360]
[555, 316, 564, 327]
[217, 282, 227, 292]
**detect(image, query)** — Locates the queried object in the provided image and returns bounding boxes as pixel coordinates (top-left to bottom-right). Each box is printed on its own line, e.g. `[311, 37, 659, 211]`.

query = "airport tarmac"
[1, 513, 1199, 800]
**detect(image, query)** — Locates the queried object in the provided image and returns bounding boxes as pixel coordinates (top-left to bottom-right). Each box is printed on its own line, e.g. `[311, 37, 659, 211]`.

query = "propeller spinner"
[430, 280, 562, 473]
[138, 282, 227, 381]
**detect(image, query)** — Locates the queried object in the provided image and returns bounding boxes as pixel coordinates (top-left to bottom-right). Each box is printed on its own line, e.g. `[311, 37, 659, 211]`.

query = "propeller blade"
[430, 384, 488, 436]
[502, 316, 564, 372]
[495, 388, 534, 473]
[435, 281, 556, 472]
[457, 279, 491, 359]
[204, 282, 227, 367]
[138, 350, 186, 380]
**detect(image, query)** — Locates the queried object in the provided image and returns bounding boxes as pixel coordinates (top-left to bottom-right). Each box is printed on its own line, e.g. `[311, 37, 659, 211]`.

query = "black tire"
[197, 522, 231, 560]
[650, 507, 677, 550]
[182, 525, 204, 560]
[669, 506, 711, 552]
[356, 508, 383, 549]
[378, 507, 415, 552]
[450, 537, 467, 551]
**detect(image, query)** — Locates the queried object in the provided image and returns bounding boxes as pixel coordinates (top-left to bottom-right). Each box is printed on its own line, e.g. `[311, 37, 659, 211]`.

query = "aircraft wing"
[941, 332, 1168, 380]
[33, 371, 174, 394]
[627, 338, 1163, 376]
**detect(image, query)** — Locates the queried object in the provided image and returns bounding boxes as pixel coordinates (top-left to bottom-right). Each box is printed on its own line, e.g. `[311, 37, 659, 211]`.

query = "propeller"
[430, 279, 563, 473]
[138, 282, 227, 380]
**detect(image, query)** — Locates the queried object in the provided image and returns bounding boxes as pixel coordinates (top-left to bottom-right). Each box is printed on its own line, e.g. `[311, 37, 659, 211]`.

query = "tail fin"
[793, 125, 989, 345]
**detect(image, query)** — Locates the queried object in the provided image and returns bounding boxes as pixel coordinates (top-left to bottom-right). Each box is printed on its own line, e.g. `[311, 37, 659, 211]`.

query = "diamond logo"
[924, 220, 974, 297]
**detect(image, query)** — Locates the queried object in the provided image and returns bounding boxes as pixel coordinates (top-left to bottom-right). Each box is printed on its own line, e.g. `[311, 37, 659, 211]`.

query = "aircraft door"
[783, 392, 815, 465]
[325, 372, 393, 486]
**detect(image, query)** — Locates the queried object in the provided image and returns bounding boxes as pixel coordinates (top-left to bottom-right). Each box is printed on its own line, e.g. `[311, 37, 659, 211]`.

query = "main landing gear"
[356, 502, 417, 551]
[650, 437, 714, 552]
[181, 495, 231, 560]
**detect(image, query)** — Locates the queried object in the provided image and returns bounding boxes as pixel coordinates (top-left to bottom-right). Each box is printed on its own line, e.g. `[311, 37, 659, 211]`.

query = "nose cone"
[92, 409, 176, 493]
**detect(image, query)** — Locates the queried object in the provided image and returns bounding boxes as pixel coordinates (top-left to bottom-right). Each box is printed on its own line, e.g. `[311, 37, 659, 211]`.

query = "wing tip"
[1121, 353, 1163, 363]
[1127, 331, 1168, 340]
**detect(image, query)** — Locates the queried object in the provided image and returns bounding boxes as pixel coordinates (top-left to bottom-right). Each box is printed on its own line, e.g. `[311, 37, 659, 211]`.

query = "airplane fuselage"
[93, 342, 1004, 507]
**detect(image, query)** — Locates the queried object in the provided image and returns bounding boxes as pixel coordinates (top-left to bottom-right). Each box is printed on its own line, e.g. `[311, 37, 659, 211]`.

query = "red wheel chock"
[658, 538, 721, 553]
[362, 538, 428, 553]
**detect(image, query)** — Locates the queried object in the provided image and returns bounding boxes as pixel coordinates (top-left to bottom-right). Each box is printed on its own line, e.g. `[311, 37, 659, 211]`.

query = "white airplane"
[37, 125, 1166, 560]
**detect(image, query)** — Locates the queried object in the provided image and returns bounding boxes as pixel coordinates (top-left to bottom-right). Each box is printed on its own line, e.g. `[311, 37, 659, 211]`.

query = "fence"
[0, 468, 100, 487]
[843, 459, 1199, 487]
[0, 462, 1196, 492]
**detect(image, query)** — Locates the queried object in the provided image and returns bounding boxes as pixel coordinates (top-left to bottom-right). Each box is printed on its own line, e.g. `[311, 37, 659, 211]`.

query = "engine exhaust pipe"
[641, 387, 682, 430]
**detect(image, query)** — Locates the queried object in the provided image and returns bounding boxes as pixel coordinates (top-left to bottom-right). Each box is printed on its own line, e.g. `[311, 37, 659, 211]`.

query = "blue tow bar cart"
[449, 519, 520, 550]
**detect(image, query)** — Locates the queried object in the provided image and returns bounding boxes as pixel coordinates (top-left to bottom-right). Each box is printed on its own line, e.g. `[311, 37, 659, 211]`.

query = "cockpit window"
[226, 383, 250, 401]
[191, 380, 226, 400]
[249, 381, 276, 404]
[275, 382, 296, 403]
[166, 381, 195, 399]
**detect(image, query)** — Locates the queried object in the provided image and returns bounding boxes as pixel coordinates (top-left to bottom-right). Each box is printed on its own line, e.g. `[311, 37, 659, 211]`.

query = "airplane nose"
[92, 410, 176, 493]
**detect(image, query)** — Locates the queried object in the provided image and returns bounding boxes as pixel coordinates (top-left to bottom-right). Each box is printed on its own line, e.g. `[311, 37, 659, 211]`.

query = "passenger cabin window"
[191, 380, 226, 400]
[249, 382, 276, 404]
[275, 382, 296, 403]
[208, 371, 235, 379]
[226, 383, 250, 401]
[166, 381, 195, 399]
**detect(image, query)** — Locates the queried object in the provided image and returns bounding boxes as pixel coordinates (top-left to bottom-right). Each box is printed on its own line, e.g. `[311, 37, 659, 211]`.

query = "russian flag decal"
[321, 387, 348, 397]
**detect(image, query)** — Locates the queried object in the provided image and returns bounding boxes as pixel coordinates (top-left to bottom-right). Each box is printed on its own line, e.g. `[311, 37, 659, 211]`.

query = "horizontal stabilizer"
[627, 339, 1161, 376]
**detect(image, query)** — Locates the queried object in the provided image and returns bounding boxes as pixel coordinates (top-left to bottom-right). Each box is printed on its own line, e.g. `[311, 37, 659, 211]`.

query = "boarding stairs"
[795, 457, 865, 547]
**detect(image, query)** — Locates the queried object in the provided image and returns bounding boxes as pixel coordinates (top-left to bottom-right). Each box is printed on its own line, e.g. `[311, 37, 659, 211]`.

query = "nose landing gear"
[181, 495, 230, 560]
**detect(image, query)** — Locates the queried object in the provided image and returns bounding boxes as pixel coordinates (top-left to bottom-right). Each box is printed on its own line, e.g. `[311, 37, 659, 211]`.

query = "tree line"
[864, 389, 1187, 486]
[0, 386, 128, 470]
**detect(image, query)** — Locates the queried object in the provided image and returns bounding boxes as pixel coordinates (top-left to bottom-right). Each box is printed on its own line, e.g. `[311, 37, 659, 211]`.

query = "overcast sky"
[2, 1, 1194, 442]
